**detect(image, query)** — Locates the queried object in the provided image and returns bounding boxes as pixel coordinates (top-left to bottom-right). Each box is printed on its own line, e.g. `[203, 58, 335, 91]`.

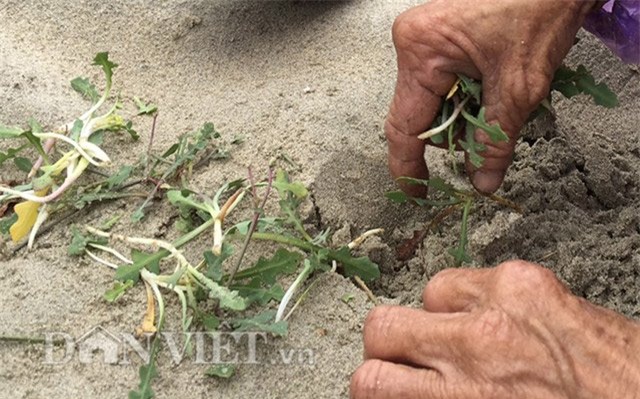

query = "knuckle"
[495, 260, 558, 291]
[350, 359, 385, 398]
[363, 306, 396, 350]
[473, 307, 513, 339]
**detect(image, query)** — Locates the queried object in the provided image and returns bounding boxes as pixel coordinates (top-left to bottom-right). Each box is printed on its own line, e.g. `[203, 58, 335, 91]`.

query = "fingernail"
[472, 170, 504, 193]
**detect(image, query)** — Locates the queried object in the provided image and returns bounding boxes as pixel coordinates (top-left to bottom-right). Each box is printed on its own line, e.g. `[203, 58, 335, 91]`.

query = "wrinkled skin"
[350, 261, 640, 398]
[386, 0, 597, 194]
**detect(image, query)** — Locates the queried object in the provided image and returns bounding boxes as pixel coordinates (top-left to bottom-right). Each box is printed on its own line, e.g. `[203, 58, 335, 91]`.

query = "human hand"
[350, 261, 640, 398]
[386, 0, 597, 194]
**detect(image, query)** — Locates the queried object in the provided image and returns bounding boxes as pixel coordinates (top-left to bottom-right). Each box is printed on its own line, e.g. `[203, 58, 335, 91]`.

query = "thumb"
[466, 71, 551, 193]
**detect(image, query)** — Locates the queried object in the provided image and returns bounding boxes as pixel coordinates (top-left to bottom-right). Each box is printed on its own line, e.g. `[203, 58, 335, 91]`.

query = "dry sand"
[0, 1, 638, 398]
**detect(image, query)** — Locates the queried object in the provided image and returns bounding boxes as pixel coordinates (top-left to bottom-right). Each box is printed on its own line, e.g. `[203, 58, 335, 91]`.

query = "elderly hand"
[350, 261, 640, 398]
[386, 0, 597, 194]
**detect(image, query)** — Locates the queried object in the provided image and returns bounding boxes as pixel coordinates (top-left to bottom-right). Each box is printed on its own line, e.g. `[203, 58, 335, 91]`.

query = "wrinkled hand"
[386, 0, 596, 194]
[351, 261, 640, 398]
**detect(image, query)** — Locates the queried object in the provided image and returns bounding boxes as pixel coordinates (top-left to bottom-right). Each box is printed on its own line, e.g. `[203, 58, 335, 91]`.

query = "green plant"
[389, 65, 618, 265]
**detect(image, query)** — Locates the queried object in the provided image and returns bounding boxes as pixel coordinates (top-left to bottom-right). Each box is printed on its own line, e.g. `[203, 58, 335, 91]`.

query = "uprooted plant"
[71, 169, 380, 398]
[389, 64, 618, 265]
[0, 53, 381, 398]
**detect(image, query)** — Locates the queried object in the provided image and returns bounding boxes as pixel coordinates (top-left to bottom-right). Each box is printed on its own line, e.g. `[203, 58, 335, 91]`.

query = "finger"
[466, 68, 551, 193]
[422, 267, 495, 313]
[385, 70, 457, 194]
[350, 359, 446, 399]
[363, 305, 462, 366]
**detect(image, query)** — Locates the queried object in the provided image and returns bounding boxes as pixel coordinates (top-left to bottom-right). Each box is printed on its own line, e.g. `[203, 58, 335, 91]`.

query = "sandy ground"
[0, 1, 638, 398]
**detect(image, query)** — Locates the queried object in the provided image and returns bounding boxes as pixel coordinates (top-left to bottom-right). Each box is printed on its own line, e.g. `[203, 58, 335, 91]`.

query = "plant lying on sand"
[0, 53, 381, 399]
[388, 64, 618, 265]
[0, 53, 139, 248]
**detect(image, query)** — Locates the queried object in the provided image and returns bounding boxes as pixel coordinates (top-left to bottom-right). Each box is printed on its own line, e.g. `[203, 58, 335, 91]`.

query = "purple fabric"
[583, 0, 640, 64]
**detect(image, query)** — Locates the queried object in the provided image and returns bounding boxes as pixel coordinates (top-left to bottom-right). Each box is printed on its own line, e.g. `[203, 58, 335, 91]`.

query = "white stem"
[35, 132, 103, 166]
[276, 260, 313, 322]
[27, 204, 49, 249]
[417, 96, 469, 140]
[88, 243, 133, 265]
[212, 219, 223, 255]
[85, 249, 120, 269]
[347, 228, 385, 249]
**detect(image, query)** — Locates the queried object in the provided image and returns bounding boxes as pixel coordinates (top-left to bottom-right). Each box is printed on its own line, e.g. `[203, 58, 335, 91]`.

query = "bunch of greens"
[72, 169, 380, 398]
[389, 64, 618, 265]
[419, 64, 618, 169]
[0, 53, 139, 248]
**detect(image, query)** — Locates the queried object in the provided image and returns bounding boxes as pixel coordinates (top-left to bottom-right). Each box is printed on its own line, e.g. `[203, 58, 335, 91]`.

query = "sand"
[0, 1, 638, 398]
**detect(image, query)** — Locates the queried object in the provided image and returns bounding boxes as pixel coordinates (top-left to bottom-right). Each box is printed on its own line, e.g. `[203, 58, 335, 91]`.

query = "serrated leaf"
[115, 250, 164, 283]
[273, 170, 308, 198]
[329, 246, 380, 282]
[458, 74, 482, 102]
[552, 65, 618, 108]
[229, 248, 302, 284]
[134, 97, 158, 115]
[231, 310, 288, 337]
[68, 227, 108, 256]
[93, 52, 117, 82]
[71, 77, 100, 102]
[232, 280, 285, 306]
[461, 107, 509, 143]
[205, 364, 235, 379]
[104, 280, 134, 302]
[204, 245, 233, 282]
[201, 277, 247, 311]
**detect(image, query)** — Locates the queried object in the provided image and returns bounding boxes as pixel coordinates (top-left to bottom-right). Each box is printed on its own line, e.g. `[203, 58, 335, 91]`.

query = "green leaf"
[204, 245, 233, 282]
[448, 199, 473, 266]
[273, 170, 308, 198]
[93, 52, 117, 83]
[341, 293, 356, 304]
[70, 119, 84, 141]
[134, 97, 158, 115]
[0, 146, 26, 167]
[124, 121, 140, 141]
[0, 214, 18, 235]
[205, 364, 235, 379]
[429, 131, 445, 144]
[71, 77, 100, 102]
[13, 157, 32, 173]
[385, 190, 408, 203]
[128, 362, 157, 399]
[552, 65, 618, 108]
[0, 125, 24, 139]
[457, 75, 482, 102]
[105, 165, 133, 189]
[201, 277, 247, 311]
[132, 249, 161, 274]
[202, 314, 220, 331]
[231, 310, 288, 337]
[115, 250, 165, 283]
[232, 280, 285, 306]
[329, 246, 380, 282]
[68, 227, 108, 256]
[104, 280, 134, 302]
[459, 121, 486, 168]
[167, 190, 210, 214]
[229, 248, 302, 284]
[460, 107, 509, 143]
